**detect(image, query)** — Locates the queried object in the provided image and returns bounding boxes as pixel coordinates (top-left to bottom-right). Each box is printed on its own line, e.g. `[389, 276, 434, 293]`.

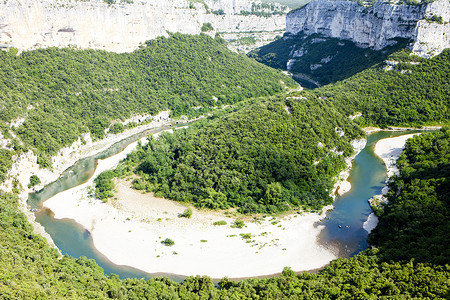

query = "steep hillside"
[370, 128, 450, 265]
[251, 0, 450, 86]
[287, 0, 450, 58]
[104, 94, 363, 214]
[0, 33, 295, 169]
[249, 33, 408, 86]
[315, 49, 450, 127]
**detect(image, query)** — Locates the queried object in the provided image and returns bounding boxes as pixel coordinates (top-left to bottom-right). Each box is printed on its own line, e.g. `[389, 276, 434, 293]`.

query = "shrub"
[233, 219, 245, 229]
[27, 175, 41, 188]
[201, 23, 214, 32]
[213, 220, 227, 226]
[179, 208, 193, 218]
[161, 238, 175, 246]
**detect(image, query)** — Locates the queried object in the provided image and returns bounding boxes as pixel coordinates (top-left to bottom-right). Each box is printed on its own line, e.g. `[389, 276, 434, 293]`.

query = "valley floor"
[43, 131, 338, 278]
[41, 130, 422, 279]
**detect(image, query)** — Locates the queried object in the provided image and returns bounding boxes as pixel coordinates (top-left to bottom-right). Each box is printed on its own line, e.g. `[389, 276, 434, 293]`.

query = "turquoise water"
[28, 128, 419, 279]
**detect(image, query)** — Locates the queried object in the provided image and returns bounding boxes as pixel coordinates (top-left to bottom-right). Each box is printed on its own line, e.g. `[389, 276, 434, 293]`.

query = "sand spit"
[374, 133, 419, 179]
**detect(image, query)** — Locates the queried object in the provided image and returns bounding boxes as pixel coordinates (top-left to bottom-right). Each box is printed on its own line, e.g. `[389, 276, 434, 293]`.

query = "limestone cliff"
[286, 0, 450, 57]
[0, 0, 287, 53]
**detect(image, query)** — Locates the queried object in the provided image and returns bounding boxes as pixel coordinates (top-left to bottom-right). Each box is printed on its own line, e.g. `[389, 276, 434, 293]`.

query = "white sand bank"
[363, 213, 378, 233]
[374, 133, 419, 178]
[332, 138, 367, 198]
[43, 134, 338, 278]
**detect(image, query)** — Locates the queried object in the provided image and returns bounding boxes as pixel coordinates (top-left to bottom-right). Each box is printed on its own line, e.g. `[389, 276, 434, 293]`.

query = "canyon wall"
[0, 0, 287, 52]
[286, 0, 450, 57]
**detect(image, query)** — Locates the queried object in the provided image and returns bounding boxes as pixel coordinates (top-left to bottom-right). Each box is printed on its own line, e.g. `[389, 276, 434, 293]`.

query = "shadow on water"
[318, 130, 423, 258]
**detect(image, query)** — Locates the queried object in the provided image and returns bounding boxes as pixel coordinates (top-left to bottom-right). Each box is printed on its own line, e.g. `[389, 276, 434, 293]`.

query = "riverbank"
[42, 131, 339, 278]
[0, 110, 171, 247]
[331, 138, 367, 198]
[363, 133, 419, 233]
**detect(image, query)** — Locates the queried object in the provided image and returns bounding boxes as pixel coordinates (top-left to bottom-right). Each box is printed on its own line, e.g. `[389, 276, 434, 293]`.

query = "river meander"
[27, 128, 421, 280]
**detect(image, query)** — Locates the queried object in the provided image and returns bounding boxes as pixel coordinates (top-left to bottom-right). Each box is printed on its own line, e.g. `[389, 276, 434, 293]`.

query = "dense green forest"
[250, 33, 449, 127]
[96, 47, 450, 213]
[316, 49, 450, 127]
[0, 25, 449, 297]
[248, 33, 408, 86]
[99, 94, 363, 213]
[370, 128, 450, 265]
[0, 33, 294, 167]
[1, 130, 449, 298]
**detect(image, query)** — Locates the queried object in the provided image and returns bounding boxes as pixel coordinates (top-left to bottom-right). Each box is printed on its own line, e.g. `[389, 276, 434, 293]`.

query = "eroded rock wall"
[286, 0, 450, 57]
[0, 0, 286, 52]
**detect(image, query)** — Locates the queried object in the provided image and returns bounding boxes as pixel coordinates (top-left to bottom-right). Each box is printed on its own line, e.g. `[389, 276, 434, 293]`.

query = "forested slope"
[250, 33, 449, 127]
[1, 131, 449, 298]
[248, 33, 407, 86]
[0, 33, 294, 167]
[101, 94, 363, 213]
[316, 49, 450, 127]
[370, 128, 450, 265]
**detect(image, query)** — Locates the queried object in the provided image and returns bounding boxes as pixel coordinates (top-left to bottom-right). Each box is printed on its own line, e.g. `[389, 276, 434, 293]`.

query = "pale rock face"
[0, 0, 286, 53]
[287, 0, 450, 57]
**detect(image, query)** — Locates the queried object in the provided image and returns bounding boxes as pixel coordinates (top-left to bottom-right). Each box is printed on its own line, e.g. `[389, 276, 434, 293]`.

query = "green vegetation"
[249, 33, 408, 86]
[0, 149, 12, 183]
[200, 22, 213, 32]
[237, 36, 257, 46]
[0, 33, 294, 169]
[0, 187, 448, 298]
[27, 174, 41, 188]
[233, 219, 246, 229]
[239, 2, 286, 17]
[161, 238, 175, 246]
[316, 49, 450, 127]
[0, 14, 448, 299]
[108, 122, 125, 134]
[213, 220, 227, 226]
[178, 208, 192, 218]
[425, 14, 445, 24]
[120, 94, 362, 214]
[250, 33, 449, 127]
[370, 128, 450, 265]
[94, 170, 116, 201]
[211, 8, 225, 15]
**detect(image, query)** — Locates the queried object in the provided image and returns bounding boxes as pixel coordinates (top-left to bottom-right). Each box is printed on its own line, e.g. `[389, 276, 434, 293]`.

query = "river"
[27, 128, 420, 280]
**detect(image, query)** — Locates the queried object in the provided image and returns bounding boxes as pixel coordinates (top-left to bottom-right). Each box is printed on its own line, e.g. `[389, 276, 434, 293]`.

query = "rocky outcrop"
[0, 0, 286, 53]
[287, 0, 450, 57]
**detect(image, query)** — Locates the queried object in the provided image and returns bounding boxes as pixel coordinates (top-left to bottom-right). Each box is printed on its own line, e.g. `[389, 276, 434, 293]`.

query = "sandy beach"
[43, 132, 338, 278]
[374, 133, 419, 179]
